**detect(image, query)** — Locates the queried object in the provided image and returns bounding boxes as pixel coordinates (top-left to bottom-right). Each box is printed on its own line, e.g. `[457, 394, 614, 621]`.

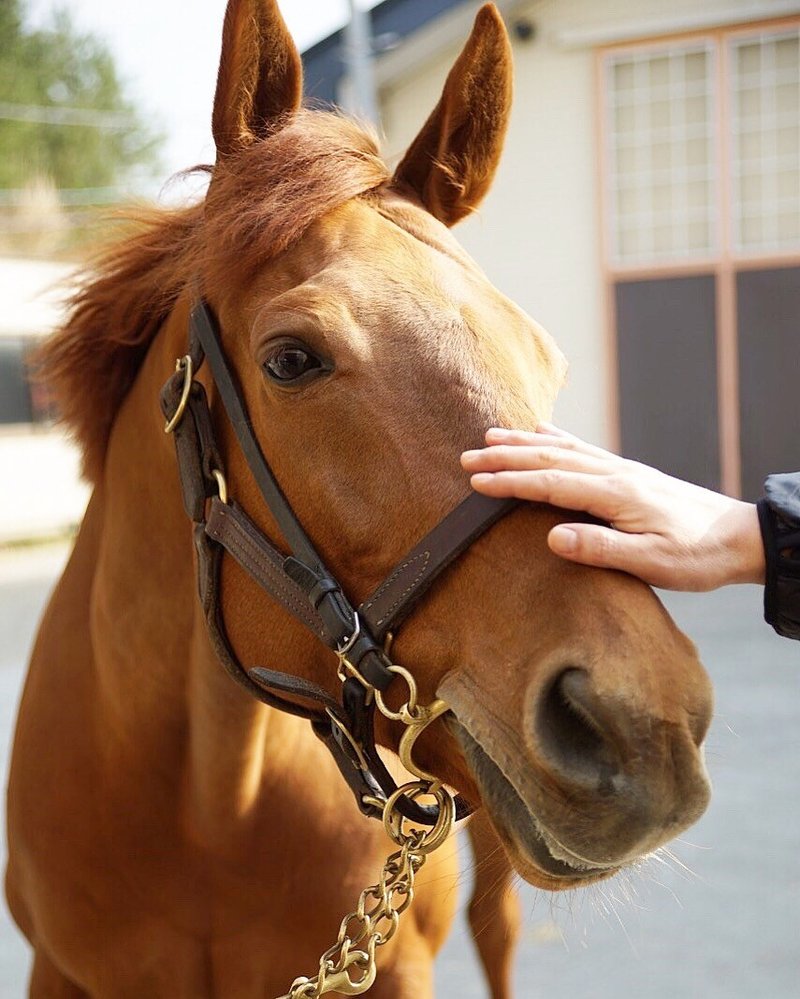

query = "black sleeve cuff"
[757, 472, 800, 641]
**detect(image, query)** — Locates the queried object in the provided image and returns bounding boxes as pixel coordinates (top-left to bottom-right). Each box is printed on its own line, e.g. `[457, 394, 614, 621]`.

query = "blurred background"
[4, 0, 800, 541]
[1, 0, 798, 995]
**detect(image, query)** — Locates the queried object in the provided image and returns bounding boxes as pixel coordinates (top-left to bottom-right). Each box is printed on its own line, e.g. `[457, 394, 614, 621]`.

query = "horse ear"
[212, 0, 303, 158]
[392, 3, 513, 226]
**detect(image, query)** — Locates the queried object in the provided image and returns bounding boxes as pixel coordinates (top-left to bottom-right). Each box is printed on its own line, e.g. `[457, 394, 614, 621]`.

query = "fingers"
[482, 425, 612, 462]
[467, 468, 622, 522]
[547, 523, 660, 584]
[535, 421, 571, 438]
[485, 427, 545, 446]
[462, 444, 609, 476]
[486, 423, 573, 444]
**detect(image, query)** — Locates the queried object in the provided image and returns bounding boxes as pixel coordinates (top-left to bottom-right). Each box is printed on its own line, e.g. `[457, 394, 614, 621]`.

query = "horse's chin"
[448, 717, 619, 890]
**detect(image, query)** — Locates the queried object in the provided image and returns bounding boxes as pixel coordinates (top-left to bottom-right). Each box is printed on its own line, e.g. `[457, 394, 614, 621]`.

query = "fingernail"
[549, 526, 578, 553]
[486, 427, 511, 438]
[470, 473, 493, 486]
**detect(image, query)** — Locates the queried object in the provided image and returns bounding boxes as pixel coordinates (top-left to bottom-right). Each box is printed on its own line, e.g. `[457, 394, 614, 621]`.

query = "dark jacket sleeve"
[757, 473, 800, 640]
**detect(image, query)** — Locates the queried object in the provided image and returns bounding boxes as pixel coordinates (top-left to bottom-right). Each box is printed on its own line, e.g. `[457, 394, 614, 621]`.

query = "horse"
[5, 2, 714, 996]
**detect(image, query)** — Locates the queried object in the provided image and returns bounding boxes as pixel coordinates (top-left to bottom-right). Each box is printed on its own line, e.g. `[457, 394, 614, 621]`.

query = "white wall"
[0, 431, 88, 544]
[0, 258, 74, 337]
[377, 0, 798, 445]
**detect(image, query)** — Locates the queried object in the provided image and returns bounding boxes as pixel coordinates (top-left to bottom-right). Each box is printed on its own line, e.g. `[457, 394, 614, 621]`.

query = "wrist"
[725, 502, 766, 586]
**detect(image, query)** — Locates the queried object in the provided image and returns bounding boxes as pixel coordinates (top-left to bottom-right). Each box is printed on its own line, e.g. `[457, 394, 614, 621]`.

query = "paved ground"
[0, 543, 798, 997]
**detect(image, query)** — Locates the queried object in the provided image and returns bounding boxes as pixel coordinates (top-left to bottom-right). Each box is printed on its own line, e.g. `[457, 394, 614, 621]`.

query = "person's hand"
[461, 424, 766, 591]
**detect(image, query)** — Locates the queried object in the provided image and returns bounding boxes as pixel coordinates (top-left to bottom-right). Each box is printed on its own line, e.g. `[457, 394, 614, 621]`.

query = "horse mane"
[40, 110, 392, 483]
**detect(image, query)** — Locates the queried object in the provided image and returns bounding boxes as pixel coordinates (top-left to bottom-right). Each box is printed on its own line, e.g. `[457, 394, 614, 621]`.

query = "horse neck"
[89, 298, 312, 846]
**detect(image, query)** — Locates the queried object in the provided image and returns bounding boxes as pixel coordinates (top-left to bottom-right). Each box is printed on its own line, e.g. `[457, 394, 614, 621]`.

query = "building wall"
[377, 0, 798, 447]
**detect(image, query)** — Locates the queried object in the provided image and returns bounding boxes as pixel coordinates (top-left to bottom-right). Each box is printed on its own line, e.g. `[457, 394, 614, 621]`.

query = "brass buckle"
[211, 468, 228, 505]
[336, 614, 372, 689]
[336, 613, 361, 659]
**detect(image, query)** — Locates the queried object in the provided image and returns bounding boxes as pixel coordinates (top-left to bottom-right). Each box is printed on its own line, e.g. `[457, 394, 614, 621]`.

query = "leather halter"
[161, 299, 519, 825]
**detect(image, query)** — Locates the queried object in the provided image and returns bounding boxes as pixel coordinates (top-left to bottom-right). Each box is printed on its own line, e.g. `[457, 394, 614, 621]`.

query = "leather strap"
[193, 504, 398, 819]
[160, 375, 224, 523]
[194, 520, 333, 719]
[360, 492, 520, 640]
[206, 499, 330, 642]
[190, 301, 327, 574]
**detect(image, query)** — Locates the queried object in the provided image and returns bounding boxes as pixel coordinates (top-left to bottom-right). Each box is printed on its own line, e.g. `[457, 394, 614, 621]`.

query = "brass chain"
[277, 660, 455, 998]
[278, 818, 444, 997]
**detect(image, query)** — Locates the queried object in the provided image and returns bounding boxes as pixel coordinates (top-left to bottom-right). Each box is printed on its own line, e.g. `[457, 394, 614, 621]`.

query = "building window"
[599, 18, 800, 500]
[731, 27, 800, 252]
[606, 43, 717, 265]
[0, 338, 54, 426]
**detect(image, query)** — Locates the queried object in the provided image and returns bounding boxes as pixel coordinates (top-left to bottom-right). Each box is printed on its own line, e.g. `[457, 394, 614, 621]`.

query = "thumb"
[548, 523, 648, 576]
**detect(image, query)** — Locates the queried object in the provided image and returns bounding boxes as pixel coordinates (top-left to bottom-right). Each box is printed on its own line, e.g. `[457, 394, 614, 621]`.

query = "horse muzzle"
[441, 665, 713, 888]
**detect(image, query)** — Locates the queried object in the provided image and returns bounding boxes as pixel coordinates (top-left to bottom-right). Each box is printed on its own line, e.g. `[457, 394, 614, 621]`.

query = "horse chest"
[10, 662, 407, 994]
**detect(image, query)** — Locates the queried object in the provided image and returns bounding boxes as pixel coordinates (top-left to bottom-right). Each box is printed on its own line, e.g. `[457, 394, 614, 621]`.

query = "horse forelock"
[202, 110, 391, 285]
[38, 109, 392, 483]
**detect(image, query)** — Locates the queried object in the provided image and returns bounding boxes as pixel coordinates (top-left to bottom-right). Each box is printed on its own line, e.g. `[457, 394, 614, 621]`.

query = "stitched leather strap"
[206, 499, 330, 641]
[360, 492, 520, 640]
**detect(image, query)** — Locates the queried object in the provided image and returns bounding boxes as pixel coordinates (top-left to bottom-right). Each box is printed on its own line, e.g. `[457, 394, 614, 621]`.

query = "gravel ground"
[0, 544, 798, 998]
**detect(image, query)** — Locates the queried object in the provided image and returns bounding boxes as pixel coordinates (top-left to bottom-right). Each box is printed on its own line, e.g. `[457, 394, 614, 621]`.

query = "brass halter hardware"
[278, 665, 456, 999]
[211, 468, 228, 505]
[162, 355, 193, 433]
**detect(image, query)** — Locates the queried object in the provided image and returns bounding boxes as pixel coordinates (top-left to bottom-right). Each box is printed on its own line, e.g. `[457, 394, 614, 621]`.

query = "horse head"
[187, 0, 713, 891]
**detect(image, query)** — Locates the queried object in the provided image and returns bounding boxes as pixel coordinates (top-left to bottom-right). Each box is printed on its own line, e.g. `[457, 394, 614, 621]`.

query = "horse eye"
[263, 341, 325, 385]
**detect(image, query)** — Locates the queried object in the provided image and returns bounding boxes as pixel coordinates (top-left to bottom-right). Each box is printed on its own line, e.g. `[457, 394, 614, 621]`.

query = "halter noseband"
[160, 299, 519, 826]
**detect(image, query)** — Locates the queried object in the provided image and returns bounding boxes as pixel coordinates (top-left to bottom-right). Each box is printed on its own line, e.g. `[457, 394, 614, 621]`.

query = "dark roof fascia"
[302, 0, 466, 105]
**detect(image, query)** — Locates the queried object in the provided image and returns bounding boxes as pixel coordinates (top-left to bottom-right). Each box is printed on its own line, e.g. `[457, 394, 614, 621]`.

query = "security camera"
[512, 18, 536, 42]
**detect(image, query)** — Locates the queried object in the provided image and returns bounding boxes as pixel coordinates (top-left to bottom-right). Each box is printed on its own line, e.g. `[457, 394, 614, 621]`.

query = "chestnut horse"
[6, 2, 713, 996]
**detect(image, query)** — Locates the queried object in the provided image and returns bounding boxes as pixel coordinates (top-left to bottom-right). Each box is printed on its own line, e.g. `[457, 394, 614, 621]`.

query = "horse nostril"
[535, 668, 621, 790]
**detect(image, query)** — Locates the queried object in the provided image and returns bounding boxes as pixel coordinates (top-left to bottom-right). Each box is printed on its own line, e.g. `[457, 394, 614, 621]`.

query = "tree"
[0, 0, 161, 193]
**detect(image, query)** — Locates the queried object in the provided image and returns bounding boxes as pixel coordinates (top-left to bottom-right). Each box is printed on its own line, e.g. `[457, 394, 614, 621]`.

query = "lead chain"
[278, 670, 456, 998]
[279, 791, 454, 998]
[278, 831, 427, 998]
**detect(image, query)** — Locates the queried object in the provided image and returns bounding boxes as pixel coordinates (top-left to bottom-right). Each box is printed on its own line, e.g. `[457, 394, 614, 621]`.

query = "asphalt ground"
[0, 543, 798, 998]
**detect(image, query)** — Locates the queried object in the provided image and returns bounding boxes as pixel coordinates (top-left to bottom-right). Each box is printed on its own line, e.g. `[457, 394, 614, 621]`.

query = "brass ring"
[361, 794, 385, 812]
[374, 664, 420, 723]
[383, 781, 455, 854]
[336, 613, 361, 657]
[163, 355, 193, 433]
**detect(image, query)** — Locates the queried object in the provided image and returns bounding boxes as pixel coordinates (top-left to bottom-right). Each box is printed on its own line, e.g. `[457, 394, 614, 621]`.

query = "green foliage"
[0, 0, 161, 192]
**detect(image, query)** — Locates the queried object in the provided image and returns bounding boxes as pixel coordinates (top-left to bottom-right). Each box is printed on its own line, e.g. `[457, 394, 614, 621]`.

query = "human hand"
[461, 424, 765, 591]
